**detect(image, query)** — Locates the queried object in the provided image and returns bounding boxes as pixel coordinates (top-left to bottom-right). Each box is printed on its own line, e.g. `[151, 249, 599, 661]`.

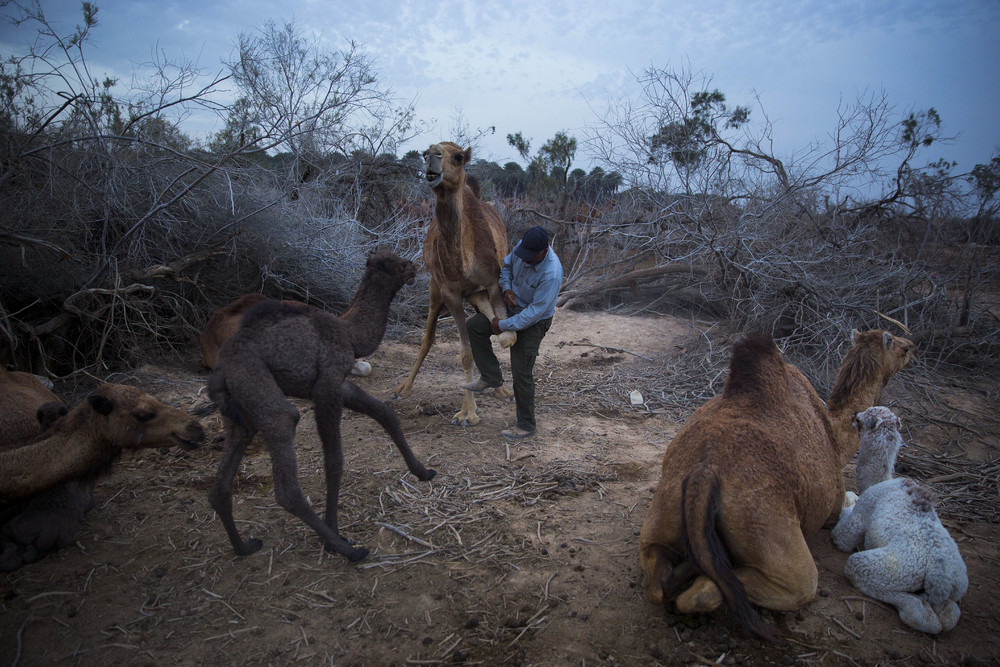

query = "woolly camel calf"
[639, 330, 915, 643]
[393, 142, 516, 426]
[0, 366, 66, 447]
[0, 383, 206, 571]
[831, 406, 967, 634]
[208, 251, 436, 563]
[200, 293, 372, 377]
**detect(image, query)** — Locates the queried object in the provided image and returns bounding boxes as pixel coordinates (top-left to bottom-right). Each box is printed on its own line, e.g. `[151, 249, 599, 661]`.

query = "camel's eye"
[451, 153, 463, 164]
[134, 410, 156, 423]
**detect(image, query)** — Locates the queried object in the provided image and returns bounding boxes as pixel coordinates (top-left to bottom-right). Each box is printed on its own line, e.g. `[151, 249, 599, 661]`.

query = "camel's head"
[423, 142, 470, 190]
[88, 383, 206, 451]
[851, 329, 917, 382]
[366, 250, 418, 290]
[852, 405, 902, 436]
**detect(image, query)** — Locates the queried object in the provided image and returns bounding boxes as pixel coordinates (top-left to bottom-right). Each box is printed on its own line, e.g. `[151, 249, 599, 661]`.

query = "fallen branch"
[557, 263, 709, 308]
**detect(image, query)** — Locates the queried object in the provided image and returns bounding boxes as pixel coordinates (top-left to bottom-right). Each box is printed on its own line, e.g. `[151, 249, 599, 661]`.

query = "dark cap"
[514, 226, 549, 260]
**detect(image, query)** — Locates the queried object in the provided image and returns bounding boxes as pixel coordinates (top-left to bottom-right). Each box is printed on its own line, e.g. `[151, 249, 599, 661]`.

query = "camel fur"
[208, 251, 436, 563]
[392, 142, 516, 426]
[0, 383, 206, 571]
[638, 329, 915, 643]
[200, 293, 371, 377]
[831, 406, 968, 634]
[0, 366, 66, 447]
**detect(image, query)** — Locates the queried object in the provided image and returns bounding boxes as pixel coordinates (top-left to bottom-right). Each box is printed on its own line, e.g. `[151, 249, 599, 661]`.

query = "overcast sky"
[2, 0, 998, 175]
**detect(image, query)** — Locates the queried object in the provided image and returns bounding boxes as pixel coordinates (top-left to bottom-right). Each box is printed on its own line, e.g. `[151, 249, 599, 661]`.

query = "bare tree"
[576, 63, 991, 381]
[0, 4, 425, 376]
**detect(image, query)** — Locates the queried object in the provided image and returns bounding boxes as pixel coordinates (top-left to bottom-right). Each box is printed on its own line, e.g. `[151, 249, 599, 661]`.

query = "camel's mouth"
[173, 426, 206, 450]
[425, 170, 443, 188]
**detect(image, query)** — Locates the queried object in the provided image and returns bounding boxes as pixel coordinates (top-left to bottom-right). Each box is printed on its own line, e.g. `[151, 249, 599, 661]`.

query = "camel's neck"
[433, 186, 472, 277]
[0, 416, 114, 502]
[828, 378, 883, 466]
[341, 281, 398, 358]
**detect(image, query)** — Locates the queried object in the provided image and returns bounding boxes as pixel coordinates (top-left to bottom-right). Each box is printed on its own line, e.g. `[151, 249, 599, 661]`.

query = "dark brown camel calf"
[208, 251, 436, 562]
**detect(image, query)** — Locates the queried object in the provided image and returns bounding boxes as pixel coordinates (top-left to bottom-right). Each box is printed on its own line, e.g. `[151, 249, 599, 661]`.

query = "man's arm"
[498, 271, 560, 331]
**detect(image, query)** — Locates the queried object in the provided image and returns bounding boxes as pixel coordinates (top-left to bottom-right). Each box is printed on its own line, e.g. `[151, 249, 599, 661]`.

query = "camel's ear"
[851, 413, 861, 431]
[850, 329, 861, 345]
[462, 147, 472, 164]
[882, 331, 894, 349]
[88, 393, 115, 416]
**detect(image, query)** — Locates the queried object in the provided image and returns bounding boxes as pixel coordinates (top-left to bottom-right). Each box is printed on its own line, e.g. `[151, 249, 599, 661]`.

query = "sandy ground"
[1, 308, 998, 666]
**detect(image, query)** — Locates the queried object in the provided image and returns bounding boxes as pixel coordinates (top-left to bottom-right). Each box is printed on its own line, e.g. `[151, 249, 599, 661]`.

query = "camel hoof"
[348, 546, 370, 562]
[499, 331, 516, 348]
[418, 468, 437, 482]
[350, 360, 372, 377]
[236, 538, 263, 556]
[451, 412, 480, 427]
[391, 388, 411, 400]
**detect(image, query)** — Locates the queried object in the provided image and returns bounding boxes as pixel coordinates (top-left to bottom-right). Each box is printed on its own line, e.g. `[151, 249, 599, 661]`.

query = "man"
[464, 226, 564, 439]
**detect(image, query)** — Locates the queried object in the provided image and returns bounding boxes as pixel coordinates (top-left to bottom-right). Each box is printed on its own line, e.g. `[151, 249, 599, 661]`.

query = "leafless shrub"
[0, 4, 425, 377]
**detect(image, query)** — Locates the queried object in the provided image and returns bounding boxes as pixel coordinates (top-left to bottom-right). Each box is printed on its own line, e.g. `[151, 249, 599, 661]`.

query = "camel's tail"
[680, 466, 784, 644]
[207, 367, 244, 425]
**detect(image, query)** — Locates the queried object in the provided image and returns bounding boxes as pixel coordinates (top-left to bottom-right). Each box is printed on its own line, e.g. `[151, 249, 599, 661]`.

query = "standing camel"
[392, 142, 516, 426]
[639, 330, 915, 643]
[208, 251, 436, 563]
[200, 293, 372, 377]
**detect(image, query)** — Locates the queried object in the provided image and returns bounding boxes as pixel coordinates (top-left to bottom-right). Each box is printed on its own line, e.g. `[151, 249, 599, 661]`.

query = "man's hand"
[490, 317, 502, 335]
[503, 290, 517, 308]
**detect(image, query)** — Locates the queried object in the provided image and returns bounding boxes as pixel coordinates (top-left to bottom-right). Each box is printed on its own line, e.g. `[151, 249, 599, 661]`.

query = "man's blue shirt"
[497, 241, 563, 331]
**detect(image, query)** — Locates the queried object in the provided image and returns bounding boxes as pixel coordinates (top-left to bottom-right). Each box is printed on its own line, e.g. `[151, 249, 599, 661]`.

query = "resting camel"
[208, 251, 437, 563]
[0, 383, 206, 570]
[832, 406, 967, 634]
[392, 142, 516, 426]
[200, 293, 372, 377]
[639, 329, 915, 643]
[0, 366, 66, 447]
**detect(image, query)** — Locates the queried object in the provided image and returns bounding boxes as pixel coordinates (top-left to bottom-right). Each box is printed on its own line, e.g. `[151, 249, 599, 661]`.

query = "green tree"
[539, 131, 577, 207]
[507, 131, 531, 162]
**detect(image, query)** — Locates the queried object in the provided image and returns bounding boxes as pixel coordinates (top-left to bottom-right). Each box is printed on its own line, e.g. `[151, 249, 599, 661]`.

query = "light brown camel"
[200, 293, 371, 377]
[392, 142, 516, 426]
[638, 329, 915, 643]
[0, 367, 66, 447]
[208, 251, 436, 563]
[0, 383, 206, 571]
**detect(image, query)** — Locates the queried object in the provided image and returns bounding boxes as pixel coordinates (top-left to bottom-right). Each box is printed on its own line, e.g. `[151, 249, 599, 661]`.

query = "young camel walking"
[208, 251, 436, 563]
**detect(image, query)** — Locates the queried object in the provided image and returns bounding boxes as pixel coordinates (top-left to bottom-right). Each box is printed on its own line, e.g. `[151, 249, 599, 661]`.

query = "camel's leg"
[341, 380, 437, 481]
[393, 288, 444, 399]
[445, 299, 482, 426]
[844, 549, 942, 632]
[314, 397, 346, 535]
[468, 288, 517, 349]
[639, 542, 693, 605]
[676, 521, 818, 613]
[262, 402, 368, 563]
[466, 290, 514, 400]
[208, 419, 260, 556]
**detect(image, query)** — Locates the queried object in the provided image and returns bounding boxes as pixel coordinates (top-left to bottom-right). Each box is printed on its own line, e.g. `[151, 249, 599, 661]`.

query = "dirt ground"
[2, 308, 998, 666]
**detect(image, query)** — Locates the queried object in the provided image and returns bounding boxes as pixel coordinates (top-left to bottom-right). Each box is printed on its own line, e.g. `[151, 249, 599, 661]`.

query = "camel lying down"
[0, 366, 66, 447]
[209, 251, 436, 563]
[832, 406, 967, 634]
[0, 384, 205, 571]
[639, 330, 915, 643]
